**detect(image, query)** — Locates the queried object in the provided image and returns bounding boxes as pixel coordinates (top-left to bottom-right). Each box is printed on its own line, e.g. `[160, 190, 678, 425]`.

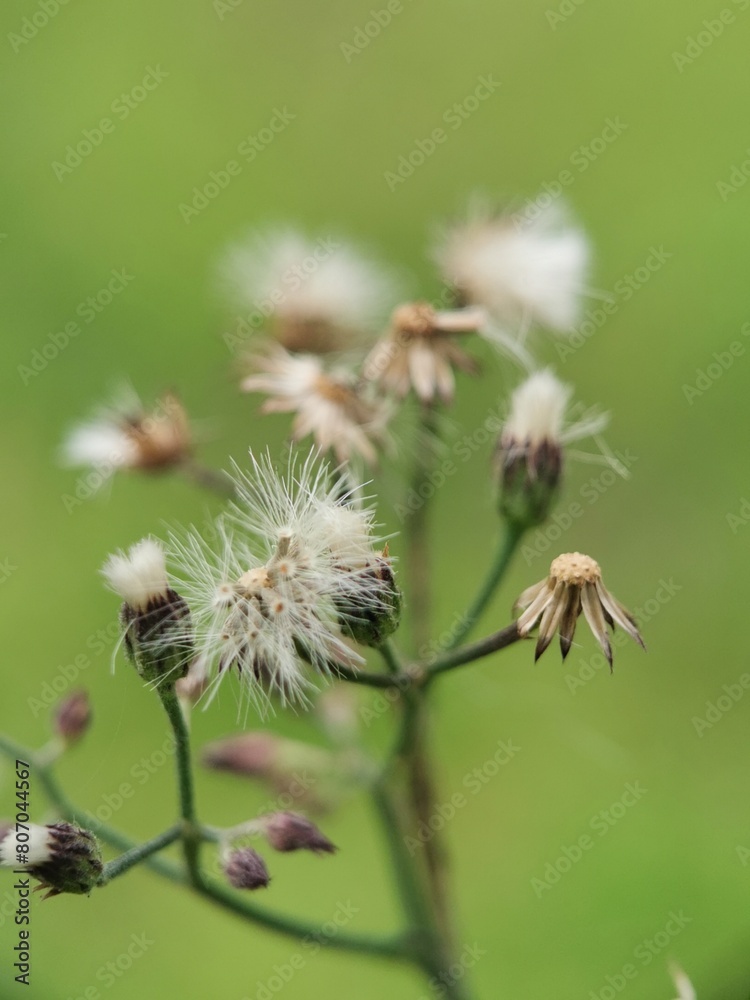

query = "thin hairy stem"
[427, 622, 523, 681]
[98, 825, 182, 884]
[447, 521, 524, 650]
[157, 687, 202, 882]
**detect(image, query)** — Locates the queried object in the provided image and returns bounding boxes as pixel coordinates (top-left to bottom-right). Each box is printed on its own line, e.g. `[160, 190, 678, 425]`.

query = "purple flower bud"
[54, 690, 92, 745]
[263, 812, 337, 855]
[223, 848, 270, 890]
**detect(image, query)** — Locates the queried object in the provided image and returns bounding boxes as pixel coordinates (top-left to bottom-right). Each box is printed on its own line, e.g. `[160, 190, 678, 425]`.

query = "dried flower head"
[62, 386, 191, 479]
[363, 302, 484, 404]
[496, 369, 612, 527]
[434, 201, 589, 334]
[242, 348, 390, 465]
[167, 451, 396, 712]
[514, 552, 645, 667]
[0, 822, 103, 898]
[223, 846, 270, 890]
[102, 538, 192, 685]
[262, 812, 337, 855]
[53, 690, 92, 746]
[220, 228, 398, 353]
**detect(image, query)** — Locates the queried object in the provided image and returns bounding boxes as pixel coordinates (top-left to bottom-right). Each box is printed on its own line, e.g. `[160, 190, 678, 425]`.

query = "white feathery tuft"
[0, 824, 52, 868]
[101, 538, 170, 612]
[504, 368, 611, 449]
[434, 200, 590, 333]
[503, 369, 571, 446]
[61, 422, 137, 470]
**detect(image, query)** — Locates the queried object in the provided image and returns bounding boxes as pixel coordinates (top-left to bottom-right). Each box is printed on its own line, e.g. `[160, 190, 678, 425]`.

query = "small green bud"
[336, 549, 402, 647]
[495, 437, 561, 529]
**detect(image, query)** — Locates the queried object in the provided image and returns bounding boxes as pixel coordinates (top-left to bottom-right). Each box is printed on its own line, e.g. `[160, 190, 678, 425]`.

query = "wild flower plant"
[1, 202, 686, 999]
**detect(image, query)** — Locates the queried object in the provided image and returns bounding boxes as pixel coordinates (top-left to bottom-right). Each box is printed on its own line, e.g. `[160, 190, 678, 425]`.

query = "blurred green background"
[1, 0, 749, 997]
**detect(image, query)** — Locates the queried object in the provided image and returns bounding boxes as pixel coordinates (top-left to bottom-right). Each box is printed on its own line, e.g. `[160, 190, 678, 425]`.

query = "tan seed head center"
[314, 374, 355, 407]
[550, 552, 601, 586]
[391, 302, 437, 339]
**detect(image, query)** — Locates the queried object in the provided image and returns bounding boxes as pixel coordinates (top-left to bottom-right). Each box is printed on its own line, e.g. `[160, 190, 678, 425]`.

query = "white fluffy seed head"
[101, 538, 170, 612]
[220, 228, 399, 350]
[434, 201, 590, 332]
[0, 824, 52, 867]
[166, 451, 385, 714]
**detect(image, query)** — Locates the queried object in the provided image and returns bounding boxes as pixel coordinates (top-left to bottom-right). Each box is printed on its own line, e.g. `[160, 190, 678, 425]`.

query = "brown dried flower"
[514, 553, 645, 667]
[364, 301, 483, 404]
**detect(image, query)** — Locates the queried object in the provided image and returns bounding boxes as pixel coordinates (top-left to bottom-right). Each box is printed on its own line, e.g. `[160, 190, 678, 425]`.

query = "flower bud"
[336, 548, 402, 647]
[54, 690, 91, 746]
[102, 539, 192, 686]
[0, 822, 103, 898]
[495, 369, 613, 530]
[223, 847, 270, 890]
[262, 812, 336, 855]
[202, 732, 346, 813]
[495, 370, 566, 528]
[202, 732, 280, 778]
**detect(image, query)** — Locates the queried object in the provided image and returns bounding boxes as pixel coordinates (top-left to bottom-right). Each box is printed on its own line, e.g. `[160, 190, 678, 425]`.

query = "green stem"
[370, 781, 437, 967]
[189, 873, 409, 959]
[447, 521, 524, 651]
[383, 690, 474, 999]
[377, 639, 403, 676]
[156, 686, 201, 881]
[98, 825, 182, 884]
[406, 403, 440, 655]
[427, 622, 522, 682]
[330, 663, 405, 689]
